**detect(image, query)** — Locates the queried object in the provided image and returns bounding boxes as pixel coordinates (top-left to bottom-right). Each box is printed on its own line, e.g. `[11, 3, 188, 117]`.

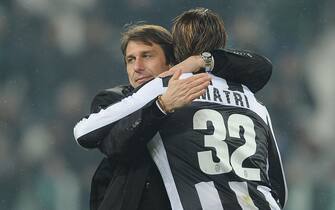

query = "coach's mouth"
[136, 76, 153, 84]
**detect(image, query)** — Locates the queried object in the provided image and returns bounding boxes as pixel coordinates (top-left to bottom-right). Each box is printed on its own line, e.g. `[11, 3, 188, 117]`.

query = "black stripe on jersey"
[226, 81, 244, 93]
[266, 116, 287, 208]
[218, 184, 243, 210]
[162, 76, 172, 87]
[176, 184, 203, 210]
[248, 184, 272, 210]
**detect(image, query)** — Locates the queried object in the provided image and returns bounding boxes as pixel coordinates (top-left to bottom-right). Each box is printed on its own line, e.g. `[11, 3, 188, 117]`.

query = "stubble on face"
[125, 41, 170, 88]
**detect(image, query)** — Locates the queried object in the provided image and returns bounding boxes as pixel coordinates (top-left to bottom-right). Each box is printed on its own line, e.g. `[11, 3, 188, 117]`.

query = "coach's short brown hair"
[172, 8, 227, 63]
[121, 23, 175, 65]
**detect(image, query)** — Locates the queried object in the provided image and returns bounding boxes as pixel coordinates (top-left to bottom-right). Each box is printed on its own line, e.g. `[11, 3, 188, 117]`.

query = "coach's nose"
[134, 57, 145, 73]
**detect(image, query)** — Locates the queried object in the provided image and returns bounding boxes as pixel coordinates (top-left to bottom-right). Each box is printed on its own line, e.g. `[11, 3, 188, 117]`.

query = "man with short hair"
[75, 17, 278, 210]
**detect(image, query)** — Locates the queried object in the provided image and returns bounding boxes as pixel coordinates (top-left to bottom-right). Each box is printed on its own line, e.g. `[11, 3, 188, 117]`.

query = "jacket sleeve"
[210, 49, 272, 93]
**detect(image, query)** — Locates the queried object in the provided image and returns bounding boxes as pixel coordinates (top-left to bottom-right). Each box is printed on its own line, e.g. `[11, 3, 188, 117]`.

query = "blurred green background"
[1, 0, 334, 209]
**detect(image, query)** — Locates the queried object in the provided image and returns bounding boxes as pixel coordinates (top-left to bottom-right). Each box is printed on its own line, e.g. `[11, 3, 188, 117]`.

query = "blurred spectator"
[305, 28, 335, 148]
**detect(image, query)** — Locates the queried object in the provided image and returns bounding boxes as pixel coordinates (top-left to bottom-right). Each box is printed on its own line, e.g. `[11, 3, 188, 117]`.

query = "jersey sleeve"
[73, 77, 167, 154]
[265, 109, 288, 208]
[90, 86, 128, 114]
[210, 49, 272, 93]
[97, 98, 167, 157]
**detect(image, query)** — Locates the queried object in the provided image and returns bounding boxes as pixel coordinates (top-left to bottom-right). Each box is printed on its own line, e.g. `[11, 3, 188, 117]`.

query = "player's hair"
[172, 8, 227, 63]
[121, 23, 175, 65]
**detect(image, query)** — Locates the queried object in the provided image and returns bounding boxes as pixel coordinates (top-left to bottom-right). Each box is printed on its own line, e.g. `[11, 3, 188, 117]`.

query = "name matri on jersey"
[195, 75, 268, 125]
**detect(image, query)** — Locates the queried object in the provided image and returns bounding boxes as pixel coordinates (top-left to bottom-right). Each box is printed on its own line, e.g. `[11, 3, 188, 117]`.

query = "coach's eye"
[143, 53, 152, 59]
[127, 57, 135, 64]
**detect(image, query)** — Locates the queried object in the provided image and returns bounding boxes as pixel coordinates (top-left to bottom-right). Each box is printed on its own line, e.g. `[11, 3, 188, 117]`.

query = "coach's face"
[125, 41, 170, 88]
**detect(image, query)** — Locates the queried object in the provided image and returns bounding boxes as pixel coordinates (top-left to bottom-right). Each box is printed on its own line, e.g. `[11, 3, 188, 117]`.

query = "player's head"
[172, 8, 227, 63]
[121, 23, 175, 88]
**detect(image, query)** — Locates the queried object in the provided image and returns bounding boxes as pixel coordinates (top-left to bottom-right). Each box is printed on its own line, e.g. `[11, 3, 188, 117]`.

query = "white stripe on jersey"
[229, 182, 258, 210]
[257, 185, 281, 210]
[147, 133, 184, 210]
[195, 181, 224, 210]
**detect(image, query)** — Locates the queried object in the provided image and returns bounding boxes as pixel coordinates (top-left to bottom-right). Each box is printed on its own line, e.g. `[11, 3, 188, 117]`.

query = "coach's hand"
[160, 69, 211, 112]
[159, 55, 205, 77]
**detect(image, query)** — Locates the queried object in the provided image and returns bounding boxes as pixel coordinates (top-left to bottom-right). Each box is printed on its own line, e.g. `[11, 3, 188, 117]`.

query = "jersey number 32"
[193, 109, 260, 181]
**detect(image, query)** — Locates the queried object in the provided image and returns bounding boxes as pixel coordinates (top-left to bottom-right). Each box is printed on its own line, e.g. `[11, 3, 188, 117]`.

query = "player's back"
[148, 76, 283, 210]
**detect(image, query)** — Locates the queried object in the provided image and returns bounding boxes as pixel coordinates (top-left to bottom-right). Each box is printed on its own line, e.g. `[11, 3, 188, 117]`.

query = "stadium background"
[0, 0, 334, 209]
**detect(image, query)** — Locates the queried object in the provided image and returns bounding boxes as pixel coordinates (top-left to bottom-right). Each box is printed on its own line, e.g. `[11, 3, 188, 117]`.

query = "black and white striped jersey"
[74, 73, 287, 210]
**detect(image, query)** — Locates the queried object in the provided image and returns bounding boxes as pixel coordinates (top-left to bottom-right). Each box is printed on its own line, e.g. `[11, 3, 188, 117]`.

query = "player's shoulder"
[102, 85, 133, 96]
[90, 85, 133, 113]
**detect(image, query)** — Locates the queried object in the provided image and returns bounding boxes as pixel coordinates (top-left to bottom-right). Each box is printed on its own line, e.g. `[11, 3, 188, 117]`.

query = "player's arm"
[265, 110, 288, 208]
[211, 49, 272, 93]
[98, 70, 211, 157]
[74, 85, 132, 149]
[97, 98, 166, 158]
[74, 85, 166, 161]
[162, 49, 272, 93]
[73, 73, 210, 157]
[73, 78, 165, 148]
